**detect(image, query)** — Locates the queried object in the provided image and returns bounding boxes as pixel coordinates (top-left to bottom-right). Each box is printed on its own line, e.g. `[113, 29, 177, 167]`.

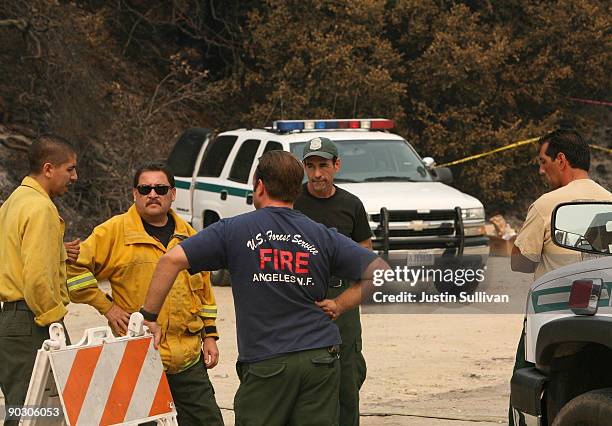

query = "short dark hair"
[254, 151, 304, 202]
[28, 134, 76, 174]
[133, 162, 175, 188]
[539, 129, 590, 171]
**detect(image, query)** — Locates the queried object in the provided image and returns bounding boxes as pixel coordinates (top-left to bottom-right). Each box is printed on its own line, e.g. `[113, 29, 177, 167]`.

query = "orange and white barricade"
[21, 313, 177, 426]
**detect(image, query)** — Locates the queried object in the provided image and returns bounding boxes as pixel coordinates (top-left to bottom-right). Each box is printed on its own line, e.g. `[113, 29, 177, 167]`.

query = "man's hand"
[144, 320, 162, 349]
[64, 238, 81, 264]
[202, 337, 219, 369]
[104, 303, 131, 335]
[316, 299, 343, 320]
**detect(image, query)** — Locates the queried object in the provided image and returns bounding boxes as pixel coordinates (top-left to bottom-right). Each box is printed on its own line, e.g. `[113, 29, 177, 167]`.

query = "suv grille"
[370, 209, 457, 222]
[371, 209, 457, 238]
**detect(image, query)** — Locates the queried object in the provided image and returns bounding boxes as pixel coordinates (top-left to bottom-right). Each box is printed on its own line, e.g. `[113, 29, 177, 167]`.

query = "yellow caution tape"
[435, 137, 540, 168]
[590, 144, 612, 154]
[435, 137, 611, 168]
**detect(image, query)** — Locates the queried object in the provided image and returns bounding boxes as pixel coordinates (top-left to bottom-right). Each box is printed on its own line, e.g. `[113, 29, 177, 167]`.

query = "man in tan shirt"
[509, 129, 611, 424]
[511, 130, 611, 277]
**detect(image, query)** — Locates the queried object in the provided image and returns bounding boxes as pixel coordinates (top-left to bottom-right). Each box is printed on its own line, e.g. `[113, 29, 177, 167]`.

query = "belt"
[1, 300, 31, 312]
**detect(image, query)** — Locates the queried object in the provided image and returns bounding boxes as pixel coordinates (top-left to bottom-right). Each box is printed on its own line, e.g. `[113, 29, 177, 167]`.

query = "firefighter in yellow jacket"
[67, 162, 223, 426]
[0, 135, 78, 425]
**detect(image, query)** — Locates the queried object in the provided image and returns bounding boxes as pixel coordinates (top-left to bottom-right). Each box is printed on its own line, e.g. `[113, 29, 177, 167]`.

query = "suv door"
[192, 136, 261, 228]
[192, 134, 239, 230]
[223, 138, 261, 217]
[167, 128, 212, 224]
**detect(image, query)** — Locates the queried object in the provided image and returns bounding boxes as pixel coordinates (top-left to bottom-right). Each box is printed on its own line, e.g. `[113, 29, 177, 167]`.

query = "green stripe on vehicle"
[175, 179, 191, 189]
[175, 179, 252, 198]
[531, 281, 612, 314]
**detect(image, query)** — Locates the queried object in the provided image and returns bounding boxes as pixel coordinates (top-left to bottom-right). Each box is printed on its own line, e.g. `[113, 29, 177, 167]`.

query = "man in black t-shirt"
[294, 137, 372, 426]
[141, 151, 388, 426]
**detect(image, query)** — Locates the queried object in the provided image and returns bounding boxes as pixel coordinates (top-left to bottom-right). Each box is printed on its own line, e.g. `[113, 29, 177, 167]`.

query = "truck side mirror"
[551, 201, 612, 255]
[422, 157, 435, 169]
[432, 167, 453, 184]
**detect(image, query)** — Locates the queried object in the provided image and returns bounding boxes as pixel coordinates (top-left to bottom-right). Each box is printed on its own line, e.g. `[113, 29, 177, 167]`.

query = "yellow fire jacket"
[67, 205, 218, 374]
[0, 176, 69, 326]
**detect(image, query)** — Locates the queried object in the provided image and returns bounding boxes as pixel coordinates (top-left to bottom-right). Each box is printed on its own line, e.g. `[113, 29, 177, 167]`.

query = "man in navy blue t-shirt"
[140, 150, 386, 426]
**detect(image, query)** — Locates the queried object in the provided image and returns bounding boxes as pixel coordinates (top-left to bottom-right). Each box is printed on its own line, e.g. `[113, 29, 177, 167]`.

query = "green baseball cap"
[302, 137, 338, 160]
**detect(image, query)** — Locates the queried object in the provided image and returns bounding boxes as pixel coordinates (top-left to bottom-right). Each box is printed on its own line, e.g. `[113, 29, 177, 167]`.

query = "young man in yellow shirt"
[0, 135, 78, 425]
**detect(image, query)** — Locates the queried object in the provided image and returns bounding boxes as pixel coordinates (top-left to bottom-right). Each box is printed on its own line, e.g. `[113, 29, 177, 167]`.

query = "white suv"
[167, 118, 489, 288]
[511, 201, 612, 425]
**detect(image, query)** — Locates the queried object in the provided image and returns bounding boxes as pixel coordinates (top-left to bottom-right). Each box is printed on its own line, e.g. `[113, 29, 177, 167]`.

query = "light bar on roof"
[273, 118, 394, 132]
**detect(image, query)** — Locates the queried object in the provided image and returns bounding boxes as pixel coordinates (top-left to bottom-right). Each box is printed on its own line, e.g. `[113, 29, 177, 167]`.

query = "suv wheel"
[552, 388, 612, 426]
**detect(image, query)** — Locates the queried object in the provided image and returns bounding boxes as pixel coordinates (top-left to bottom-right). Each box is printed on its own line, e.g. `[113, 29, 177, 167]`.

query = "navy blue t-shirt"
[180, 206, 377, 362]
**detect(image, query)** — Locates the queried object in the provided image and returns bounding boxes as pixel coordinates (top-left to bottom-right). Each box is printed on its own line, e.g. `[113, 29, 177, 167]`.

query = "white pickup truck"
[166, 118, 489, 289]
[511, 201, 612, 425]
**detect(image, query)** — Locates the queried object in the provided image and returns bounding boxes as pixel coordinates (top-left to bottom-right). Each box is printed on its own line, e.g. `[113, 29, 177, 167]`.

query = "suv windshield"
[290, 139, 432, 183]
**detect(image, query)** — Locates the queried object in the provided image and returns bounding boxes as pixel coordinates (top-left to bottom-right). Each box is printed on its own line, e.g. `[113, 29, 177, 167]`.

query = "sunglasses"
[136, 185, 171, 196]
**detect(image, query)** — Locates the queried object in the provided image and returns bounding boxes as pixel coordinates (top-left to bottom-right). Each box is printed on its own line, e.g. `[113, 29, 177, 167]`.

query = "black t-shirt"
[294, 183, 372, 242]
[180, 206, 377, 362]
[142, 214, 175, 247]
[294, 184, 372, 348]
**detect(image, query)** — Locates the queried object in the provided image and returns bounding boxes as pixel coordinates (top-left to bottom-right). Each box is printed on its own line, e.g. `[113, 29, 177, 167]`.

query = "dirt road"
[1, 257, 528, 424]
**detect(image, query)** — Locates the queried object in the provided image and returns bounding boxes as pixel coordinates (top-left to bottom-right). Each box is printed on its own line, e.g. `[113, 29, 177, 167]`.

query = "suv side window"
[263, 141, 283, 153]
[198, 135, 238, 177]
[167, 128, 210, 177]
[229, 139, 261, 183]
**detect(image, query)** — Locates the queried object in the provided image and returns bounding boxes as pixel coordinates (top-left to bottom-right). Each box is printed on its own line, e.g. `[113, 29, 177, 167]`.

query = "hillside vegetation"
[0, 0, 610, 235]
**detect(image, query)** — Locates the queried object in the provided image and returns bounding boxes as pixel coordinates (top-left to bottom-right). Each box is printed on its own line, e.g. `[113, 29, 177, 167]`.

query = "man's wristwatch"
[139, 307, 158, 322]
